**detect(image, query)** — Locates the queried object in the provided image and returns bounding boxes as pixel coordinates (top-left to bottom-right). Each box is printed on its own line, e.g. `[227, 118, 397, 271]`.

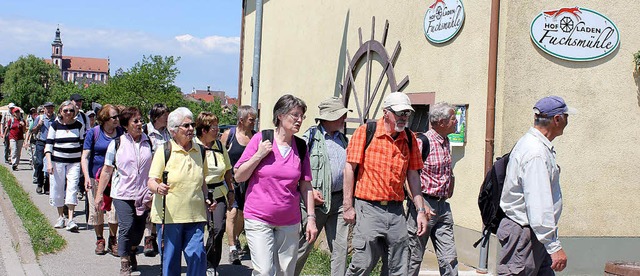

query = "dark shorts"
[233, 181, 246, 211]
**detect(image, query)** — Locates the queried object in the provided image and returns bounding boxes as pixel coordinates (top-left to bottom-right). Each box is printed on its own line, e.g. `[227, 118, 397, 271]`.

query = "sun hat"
[315, 97, 351, 122]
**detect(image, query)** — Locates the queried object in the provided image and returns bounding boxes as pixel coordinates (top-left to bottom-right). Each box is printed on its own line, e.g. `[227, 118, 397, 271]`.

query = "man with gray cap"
[344, 92, 432, 275]
[2, 103, 16, 163]
[31, 102, 56, 194]
[498, 96, 575, 275]
[295, 96, 350, 276]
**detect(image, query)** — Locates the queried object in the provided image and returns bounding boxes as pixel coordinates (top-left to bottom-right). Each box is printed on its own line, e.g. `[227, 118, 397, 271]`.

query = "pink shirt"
[235, 132, 312, 226]
[104, 134, 153, 201]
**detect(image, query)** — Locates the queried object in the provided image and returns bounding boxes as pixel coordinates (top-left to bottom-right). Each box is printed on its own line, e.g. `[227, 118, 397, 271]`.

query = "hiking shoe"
[78, 192, 85, 201]
[120, 260, 131, 276]
[32, 177, 38, 184]
[54, 217, 66, 228]
[108, 236, 119, 257]
[143, 236, 155, 257]
[95, 238, 106, 255]
[206, 267, 217, 276]
[66, 220, 79, 232]
[151, 234, 159, 254]
[36, 186, 43, 194]
[11, 165, 17, 171]
[229, 249, 241, 265]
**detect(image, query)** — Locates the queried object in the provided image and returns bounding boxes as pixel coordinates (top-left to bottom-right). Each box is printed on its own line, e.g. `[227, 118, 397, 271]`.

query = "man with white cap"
[343, 92, 432, 275]
[498, 96, 576, 275]
[295, 96, 351, 276]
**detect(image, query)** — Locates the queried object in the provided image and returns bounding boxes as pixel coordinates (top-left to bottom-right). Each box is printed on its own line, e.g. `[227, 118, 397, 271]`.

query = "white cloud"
[175, 34, 240, 54]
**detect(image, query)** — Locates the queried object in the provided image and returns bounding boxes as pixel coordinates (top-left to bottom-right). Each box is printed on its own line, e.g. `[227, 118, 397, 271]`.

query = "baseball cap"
[43, 102, 55, 107]
[86, 110, 95, 117]
[533, 96, 577, 117]
[315, 97, 351, 122]
[70, 93, 84, 101]
[7, 103, 15, 109]
[383, 92, 414, 112]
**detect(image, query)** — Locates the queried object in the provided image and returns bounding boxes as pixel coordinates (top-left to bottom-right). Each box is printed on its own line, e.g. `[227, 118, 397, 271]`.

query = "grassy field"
[0, 166, 66, 255]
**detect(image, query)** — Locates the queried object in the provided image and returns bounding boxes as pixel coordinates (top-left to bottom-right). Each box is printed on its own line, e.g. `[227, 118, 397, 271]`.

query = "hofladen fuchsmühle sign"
[424, 0, 465, 44]
[530, 7, 619, 61]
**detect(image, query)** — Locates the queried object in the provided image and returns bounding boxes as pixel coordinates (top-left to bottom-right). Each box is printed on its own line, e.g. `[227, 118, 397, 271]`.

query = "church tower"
[51, 27, 63, 69]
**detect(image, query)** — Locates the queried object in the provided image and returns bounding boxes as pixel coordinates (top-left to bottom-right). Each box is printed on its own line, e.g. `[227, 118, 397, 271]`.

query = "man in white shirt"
[498, 96, 576, 275]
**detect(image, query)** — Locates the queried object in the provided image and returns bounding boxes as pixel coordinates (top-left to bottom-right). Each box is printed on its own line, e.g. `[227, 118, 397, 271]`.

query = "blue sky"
[0, 1, 242, 97]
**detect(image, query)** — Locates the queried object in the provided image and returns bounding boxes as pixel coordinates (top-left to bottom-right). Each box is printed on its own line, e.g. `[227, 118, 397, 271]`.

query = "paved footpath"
[0, 145, 253, 276]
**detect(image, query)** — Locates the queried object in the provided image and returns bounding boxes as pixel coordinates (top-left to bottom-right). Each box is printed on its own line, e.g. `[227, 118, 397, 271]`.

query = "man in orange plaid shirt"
[343, 92, 433, 275]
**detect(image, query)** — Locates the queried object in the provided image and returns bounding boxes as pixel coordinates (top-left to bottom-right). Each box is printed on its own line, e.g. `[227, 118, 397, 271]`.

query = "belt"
[359, 198, 402, 206]
[35, 140, 46, 144]
[207, 181, 225, 189]
[331, 190, 343, 195]
[423, 193, 447, 201]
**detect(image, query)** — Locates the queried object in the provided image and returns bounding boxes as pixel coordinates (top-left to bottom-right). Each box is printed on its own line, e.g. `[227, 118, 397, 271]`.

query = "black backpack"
[261, 129, 307, 163]
[473, 152, 511, 248]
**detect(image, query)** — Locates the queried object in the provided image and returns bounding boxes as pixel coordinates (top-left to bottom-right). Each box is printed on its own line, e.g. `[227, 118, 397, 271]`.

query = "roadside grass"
[0, 166, 66, 255]
[301, 248, 382, 275]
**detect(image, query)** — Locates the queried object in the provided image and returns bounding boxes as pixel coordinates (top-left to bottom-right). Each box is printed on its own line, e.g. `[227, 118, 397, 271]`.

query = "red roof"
[45, 56, 109, 73]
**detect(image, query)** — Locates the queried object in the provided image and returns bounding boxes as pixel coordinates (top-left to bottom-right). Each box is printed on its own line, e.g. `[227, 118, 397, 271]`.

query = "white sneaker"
[66, 220, 79, 232]
[206, 268, 217, 276]
[54, 217, 66, 228]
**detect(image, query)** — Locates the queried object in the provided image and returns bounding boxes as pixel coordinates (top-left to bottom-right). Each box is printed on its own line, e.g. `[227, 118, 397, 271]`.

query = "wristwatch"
[417, 207, 427, 214]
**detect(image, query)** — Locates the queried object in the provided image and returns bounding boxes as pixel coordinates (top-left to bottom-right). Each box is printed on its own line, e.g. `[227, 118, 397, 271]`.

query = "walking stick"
[160, 171, 168, 276]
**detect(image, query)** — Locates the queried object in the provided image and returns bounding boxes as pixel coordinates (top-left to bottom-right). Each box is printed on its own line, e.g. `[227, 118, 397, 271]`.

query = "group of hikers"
[1, 91, 572, 276]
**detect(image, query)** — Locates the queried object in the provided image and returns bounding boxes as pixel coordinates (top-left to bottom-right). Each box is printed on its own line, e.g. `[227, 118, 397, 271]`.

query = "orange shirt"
[346, 118, 422, 201]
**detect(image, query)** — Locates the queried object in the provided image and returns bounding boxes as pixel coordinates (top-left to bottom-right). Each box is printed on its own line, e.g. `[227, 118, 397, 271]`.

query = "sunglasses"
[62, 108, 74, 114]
[390, 110, 412, 117]
[132, 119, 143, 124]
[180, 123, 196, 129]
[109, 115, 119, 120]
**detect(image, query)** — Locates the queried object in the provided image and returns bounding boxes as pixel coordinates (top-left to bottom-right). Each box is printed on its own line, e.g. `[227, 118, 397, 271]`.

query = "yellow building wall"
[242, 1, 640, 237]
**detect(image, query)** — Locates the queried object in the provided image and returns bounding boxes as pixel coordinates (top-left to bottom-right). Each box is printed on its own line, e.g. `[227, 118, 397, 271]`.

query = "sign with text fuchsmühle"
[424, 0, 465, 43]
[530, 7, 619, 61]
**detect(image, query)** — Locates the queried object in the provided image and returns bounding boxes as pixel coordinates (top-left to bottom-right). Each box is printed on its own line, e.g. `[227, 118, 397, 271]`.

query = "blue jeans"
[157, 222, 207, 276]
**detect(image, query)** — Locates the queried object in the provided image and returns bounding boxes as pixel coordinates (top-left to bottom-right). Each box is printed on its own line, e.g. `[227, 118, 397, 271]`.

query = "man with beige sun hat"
[295, 96, 351, 276]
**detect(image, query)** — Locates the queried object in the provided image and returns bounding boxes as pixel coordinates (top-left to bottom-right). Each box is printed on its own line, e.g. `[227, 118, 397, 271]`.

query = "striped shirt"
[44, 119, 85, 163]
[419, 129, 453, 198]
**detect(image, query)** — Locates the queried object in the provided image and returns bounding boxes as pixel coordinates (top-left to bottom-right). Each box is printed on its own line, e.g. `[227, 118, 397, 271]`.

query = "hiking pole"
[160, 171, 168, 276]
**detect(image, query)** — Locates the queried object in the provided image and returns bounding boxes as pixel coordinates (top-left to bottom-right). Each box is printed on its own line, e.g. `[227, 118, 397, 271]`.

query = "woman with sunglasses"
[95, 107, 153, 275]
[194, 111, 234, 275]
[45, 100, 86, 232]
[81, 104, 124, 256]
[5, 107, 26, 171]
[234, 94, 318, 275]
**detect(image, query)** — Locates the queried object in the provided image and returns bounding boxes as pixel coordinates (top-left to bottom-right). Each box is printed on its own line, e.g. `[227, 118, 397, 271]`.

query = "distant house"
[44, 28, 109, 86]
[189, 87, 227, 104]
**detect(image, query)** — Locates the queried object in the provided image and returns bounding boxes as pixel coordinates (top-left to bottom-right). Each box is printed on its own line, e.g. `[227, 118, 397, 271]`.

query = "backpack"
[261, 129, 307, 164]
[354, 122, 414, 188]
[415, 132, 431, 163]
[162, 140, 206, 171]
[473, 152, 511, 248]
[305, 125, 349, 151]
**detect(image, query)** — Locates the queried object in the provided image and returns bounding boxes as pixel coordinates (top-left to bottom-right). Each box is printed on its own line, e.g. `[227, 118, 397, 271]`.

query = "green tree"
[101, 55, 183, 116]
[0, 55, 62, 109]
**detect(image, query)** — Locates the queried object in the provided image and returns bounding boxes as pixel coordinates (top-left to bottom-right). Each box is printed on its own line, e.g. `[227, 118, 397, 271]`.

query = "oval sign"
[530, 7, 620, 61]
[424, 0, 465, 44]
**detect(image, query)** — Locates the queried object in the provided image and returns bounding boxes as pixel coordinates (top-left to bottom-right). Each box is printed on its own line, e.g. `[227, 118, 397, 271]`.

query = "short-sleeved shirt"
[345, 118, 422, 202]
[83, 126, 124, 179]
[8, 118, 24, 140]
[149, 139, 208, 224]
[235, 132, 312, 226]
[195, 137, 232, 199]
[33, 114, 55, 142]
[145, 122, 171, 152]
[104, 134, 153, 200]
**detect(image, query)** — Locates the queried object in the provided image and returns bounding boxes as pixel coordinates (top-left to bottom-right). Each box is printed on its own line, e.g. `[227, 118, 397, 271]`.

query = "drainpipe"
[479, 0, 501, 273]
[237, 0, 246, 105]
[251, 0, 264, 117]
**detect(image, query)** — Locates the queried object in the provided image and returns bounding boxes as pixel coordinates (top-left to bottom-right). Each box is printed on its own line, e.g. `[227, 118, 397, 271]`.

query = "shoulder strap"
[416, 133, 430, 162]
[214, 140, 224, 153]
[164, 140, 172, 166]
[198, 144, 206, 164]
[91, 126, 100, 149]
[294, 136, 307, 164]
[262, 129, 274, 143]
[306, 126, 318, 150]
[142, 124, 148, 135]
[364, 121, 377, 151]
[226, 126, 236, 149]
[405, 128, 413, 151]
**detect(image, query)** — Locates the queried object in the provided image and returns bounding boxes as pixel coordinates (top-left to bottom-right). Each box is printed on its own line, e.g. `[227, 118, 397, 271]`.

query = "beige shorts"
[86, 178, 118, 225]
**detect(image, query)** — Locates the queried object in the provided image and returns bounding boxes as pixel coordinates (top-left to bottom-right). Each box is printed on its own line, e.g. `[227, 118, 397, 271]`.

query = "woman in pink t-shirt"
[235, 94, 318, 275]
